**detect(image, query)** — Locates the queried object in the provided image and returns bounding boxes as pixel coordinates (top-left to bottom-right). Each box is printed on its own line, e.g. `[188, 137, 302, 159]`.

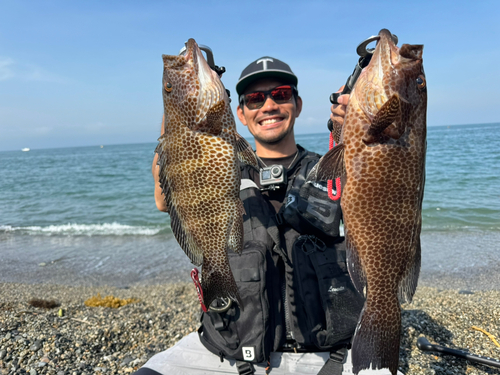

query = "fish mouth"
[184, 39, 227, 124]
[354, 29, 408, 119]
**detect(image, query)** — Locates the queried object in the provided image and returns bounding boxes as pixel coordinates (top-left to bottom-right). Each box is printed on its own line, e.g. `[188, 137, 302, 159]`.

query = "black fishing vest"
[198, 146, 364, 366]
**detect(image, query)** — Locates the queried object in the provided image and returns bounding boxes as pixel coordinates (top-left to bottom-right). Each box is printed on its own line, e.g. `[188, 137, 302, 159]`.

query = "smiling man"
[139, 57, 402, 375]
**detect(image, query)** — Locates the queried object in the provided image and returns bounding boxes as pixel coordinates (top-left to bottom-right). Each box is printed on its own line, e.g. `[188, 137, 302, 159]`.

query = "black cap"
[236, 56, 298, 96]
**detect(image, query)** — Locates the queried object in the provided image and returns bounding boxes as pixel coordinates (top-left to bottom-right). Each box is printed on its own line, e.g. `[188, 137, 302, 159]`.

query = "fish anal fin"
[345, 233, 366, 296]
[363, 94, 400, 145]
[169, 205, 204, 267]
[228, 207, 243, 254]
[306, 144, 345, 182]
[398, 236, 421, 303]
[235, 133, 259, 169]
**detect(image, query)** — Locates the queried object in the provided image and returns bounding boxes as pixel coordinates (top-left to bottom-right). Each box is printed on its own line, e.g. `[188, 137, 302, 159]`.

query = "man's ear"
[236, 105, 248, 126]
[295, 96, 303, 118]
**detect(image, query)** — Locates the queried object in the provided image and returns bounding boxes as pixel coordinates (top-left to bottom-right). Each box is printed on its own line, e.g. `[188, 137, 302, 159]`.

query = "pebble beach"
[0, 282, 499, 375]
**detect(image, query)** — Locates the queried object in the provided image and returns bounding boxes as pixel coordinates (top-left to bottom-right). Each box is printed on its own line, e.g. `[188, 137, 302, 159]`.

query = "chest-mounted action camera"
[260, 164, 287, 190]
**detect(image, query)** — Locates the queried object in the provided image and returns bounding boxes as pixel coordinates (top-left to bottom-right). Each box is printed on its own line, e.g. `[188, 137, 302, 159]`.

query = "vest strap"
[317, 347, 347, 375]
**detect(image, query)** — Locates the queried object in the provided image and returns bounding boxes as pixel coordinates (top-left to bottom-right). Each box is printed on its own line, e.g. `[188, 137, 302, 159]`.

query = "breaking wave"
[0, 222, 168, 236]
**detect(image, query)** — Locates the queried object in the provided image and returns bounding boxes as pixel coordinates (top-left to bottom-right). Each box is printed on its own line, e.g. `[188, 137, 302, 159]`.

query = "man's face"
[236, 78, 302, 146]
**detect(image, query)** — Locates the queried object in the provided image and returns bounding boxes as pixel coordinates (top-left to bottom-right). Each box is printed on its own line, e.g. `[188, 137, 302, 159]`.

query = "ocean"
[1, 123, 499, 290]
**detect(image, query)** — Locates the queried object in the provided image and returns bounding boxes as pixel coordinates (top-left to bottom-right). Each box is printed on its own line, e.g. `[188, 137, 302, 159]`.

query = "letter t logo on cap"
[256, 58, 273, 70]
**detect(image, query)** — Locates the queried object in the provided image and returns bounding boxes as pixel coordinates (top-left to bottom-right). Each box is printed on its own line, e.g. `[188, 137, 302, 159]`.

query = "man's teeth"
[261, 118, 281, 125]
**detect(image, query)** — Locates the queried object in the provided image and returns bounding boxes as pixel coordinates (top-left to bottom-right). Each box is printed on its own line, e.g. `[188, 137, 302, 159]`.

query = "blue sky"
[0, 0, 498, 151]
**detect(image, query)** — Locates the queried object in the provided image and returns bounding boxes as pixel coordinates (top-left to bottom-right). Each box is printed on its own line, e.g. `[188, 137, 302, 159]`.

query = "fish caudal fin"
[202, 256, 243, 311]
[306, 144, 345, 182]
[352, 294, 401, 375]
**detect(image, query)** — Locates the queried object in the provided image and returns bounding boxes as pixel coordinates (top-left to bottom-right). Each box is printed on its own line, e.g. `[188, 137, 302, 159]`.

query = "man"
[138, 57, 402, 375]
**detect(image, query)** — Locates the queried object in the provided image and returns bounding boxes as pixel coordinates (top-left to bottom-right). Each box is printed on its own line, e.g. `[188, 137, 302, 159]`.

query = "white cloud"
[0, 56, 68, 83]
[0, 58, 15, 81]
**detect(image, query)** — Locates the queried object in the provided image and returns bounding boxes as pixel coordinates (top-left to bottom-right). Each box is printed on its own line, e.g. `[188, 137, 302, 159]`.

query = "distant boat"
[100, 145, 104, 148]
[21, 148, 30, 152]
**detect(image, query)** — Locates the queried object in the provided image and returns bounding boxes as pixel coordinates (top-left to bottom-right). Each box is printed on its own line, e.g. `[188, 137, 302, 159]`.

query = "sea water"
[1, 123, 499, 289]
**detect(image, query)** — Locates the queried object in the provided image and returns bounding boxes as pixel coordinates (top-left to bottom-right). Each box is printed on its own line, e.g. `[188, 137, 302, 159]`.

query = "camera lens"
[271, 166, 282, 178]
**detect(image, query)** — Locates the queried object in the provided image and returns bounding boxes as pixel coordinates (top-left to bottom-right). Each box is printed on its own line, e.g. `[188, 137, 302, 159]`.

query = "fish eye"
[164, 82, 173, 92]
[416, 75, 426, 90]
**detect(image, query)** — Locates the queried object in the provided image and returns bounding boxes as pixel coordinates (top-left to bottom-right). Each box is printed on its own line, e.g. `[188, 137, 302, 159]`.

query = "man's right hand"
[153, 115, 169, 213]
[330, 86, 350, 127]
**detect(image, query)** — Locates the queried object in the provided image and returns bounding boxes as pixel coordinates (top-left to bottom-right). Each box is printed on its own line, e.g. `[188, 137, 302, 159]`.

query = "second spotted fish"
[308, 29, 427, 374]
[155, 39, 257, 311]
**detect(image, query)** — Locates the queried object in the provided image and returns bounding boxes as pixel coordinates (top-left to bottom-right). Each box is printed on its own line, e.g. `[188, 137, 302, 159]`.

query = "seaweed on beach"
[84, 293, 139, 308]
[28, 298, 60, 309]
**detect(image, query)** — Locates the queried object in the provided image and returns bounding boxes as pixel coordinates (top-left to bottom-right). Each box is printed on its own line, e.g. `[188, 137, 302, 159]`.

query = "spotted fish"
[156, 39, 258, 310]
[308, 29, 426, 374]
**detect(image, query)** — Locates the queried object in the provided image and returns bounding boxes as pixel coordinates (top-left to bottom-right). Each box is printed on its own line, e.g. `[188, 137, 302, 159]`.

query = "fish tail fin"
[202, 256, 243, 311]
[352, 292, 401, 375]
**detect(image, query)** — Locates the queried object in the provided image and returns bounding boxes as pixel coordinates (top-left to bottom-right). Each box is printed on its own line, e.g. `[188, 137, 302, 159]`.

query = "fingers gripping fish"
[308, 29, 427, 374]
[156, 39, 258, 311]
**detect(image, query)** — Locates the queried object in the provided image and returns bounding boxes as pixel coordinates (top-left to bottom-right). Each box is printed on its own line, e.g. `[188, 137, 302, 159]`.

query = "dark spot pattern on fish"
[156, 39, 256, 310]
[311, 29, 426, 375]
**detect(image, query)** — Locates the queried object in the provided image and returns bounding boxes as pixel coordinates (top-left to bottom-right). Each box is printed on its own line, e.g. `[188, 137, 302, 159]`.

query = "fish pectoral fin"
[192, 100, 225, 135]
[363, 94, 401, 145]
[235, 133, 259, 169]
[331, 120, 343, 145]
[306, 144, 345, 182]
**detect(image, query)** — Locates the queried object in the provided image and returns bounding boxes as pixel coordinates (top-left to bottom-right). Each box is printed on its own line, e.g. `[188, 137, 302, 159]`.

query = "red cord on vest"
[327, 132, 341, 201]
[191, 268, 208, 312]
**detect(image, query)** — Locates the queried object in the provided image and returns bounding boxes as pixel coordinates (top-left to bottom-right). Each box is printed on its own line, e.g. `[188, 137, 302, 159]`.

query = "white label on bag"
[242, 346, 255, 361]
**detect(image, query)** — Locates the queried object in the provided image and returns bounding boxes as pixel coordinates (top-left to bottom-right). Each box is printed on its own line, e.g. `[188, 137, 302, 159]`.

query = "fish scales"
[156, 39, 257, 310]
[309, 29, 426, 374]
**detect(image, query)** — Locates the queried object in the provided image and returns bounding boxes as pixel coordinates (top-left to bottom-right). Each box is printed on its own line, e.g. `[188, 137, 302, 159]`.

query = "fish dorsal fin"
[306, 144, 345, 182]
[235, 133, 259, 169]
[363, 94, 400, 145]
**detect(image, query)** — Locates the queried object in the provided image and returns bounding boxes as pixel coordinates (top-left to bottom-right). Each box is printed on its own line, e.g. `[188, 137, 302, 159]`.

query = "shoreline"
[0, 282, 499, 374]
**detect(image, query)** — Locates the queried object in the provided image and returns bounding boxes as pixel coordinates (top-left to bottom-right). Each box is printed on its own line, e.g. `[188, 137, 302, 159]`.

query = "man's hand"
[153, 115, 169, 213]
[330, 85, 350, 127]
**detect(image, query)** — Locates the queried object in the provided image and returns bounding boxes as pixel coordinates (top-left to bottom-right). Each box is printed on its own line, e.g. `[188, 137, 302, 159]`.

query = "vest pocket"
[292, 235, 365, 349]
[199, 241, 270, 363]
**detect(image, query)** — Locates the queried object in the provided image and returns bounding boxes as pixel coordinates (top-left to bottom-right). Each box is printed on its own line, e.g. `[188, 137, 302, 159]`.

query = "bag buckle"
[236, 361, 255, 375]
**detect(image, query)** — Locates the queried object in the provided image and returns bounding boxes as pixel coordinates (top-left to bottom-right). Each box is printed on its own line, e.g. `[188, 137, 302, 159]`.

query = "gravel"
[0, 282, 499, 374]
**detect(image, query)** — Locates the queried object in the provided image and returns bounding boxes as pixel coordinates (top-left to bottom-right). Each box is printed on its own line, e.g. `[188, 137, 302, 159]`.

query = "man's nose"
[261, 96, 280, 111]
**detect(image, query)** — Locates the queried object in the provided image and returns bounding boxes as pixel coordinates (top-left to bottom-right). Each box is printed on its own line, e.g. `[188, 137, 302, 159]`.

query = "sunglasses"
[239, 85, 297, 110]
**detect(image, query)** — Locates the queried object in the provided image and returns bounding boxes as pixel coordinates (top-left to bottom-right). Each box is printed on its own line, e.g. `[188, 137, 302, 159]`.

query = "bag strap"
[317, 347, 347, 375]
